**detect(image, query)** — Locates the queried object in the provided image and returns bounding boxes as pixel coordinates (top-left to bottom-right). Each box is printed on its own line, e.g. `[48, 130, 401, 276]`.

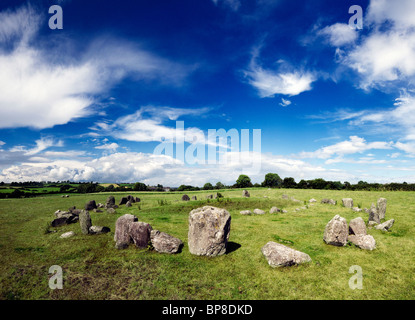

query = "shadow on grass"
[226, 241, 241, 254]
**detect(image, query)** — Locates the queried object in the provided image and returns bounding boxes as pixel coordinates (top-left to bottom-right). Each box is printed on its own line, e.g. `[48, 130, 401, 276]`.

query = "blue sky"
[1, 0, 415, 186]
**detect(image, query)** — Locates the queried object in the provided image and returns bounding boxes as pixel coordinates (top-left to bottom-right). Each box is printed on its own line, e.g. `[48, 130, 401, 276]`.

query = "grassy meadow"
[0, 188, 414, 300]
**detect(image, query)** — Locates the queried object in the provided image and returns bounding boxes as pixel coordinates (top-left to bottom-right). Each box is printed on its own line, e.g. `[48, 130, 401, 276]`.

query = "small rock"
[60, 231, 75, 239]
[309, 199, 317, 203]
[89, 226, 111, 235]
[253, 209, 265, 215]
[107, 208, 116, 214]
[261, 241, 312, 267]
[352, 207, 363, 212]
[375, 219, 395, 232]
[321, 198, 336, 205]
[242, 190, 250, 198]
[269, 207, 280, 214]
[240, 210, 252, 215]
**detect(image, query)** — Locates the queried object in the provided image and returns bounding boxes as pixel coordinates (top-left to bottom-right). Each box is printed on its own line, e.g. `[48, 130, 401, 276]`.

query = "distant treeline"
[1, 173, 415, 198]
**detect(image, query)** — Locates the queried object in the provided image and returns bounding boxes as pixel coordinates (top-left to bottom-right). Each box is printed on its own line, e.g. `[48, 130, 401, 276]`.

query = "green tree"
[235, 175, 253, 188]
[203, 182, 213, 190]
[262, 173, 282, 188]
[215, 182, 225, 189]
[133, 182, 148, 191]
[282, 177, 297, 188]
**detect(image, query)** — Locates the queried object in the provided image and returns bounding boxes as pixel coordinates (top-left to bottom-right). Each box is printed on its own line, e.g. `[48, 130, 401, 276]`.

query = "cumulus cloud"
[0, 5, 193, 130]
[318, 23, 358, 47]
[299, 136, 393, 160]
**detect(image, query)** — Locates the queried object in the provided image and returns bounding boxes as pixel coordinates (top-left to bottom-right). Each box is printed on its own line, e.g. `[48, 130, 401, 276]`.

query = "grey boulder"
[242, 190, 250, 198]
[89, 226, 111, 235]
[342, 198, 354, 208]
[253, 209, 265, 215]
[129, 221, 152, 248]
[368, 203, 380, 224]
[188, 206, 231, 257]
[377, 198, 387, 220]
[323, 215, 348, 246]
[85, 200, 97, 211]
[240, 210, 252, 215]
[375, 219, 395, 232]
[269, 207, 281, 214]
[114, 214, 138, 249]
[261, 241, 311, 267]
[348, 234, 376, 250]
[150, 230, 183, 254]
[79, 210, 92, 235]
[349, 217, 367, 236]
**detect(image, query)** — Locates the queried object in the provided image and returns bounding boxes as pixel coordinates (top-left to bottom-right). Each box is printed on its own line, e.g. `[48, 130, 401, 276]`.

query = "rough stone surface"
[349, 217, 367, 236]
[79, 210, 92, 234]
[368, 203, 380, 224]
[114, 214, 138, 248]
[269, 207, 281, 214]
[85, 200, 97, 211]
[105, 196, 115, 208]
[309, 199, 317, 203]
[321, 198, 337, 205]
[129, 222, 152, 248]
[323, 215, 348, 246]
[261, 241, 311, 267]
[119, 197, 128, 205]
[150, 230, 183, 254]
[253, 209, 265, 215]
[182, 194, 190, 201]
[188, 206, 231, 257]
[107, 207, 116, 214]
[377, 198, 387, 220]
[368, 221, 378, 228]
[60, 231, 75, 239]
[342, 198, 354, 208]
[242, 190, 250, 198]
[125, 201, 132, 208]
[375, 219, 395, 231]
[240, 210, 252, 215]
[348, 234, 376, 250]
[352, 207, 363, 212]
[89, 226, 111, 235]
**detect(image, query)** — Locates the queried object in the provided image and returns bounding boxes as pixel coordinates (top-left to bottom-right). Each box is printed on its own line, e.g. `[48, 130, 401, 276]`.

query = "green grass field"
[0, 188, 414, 300]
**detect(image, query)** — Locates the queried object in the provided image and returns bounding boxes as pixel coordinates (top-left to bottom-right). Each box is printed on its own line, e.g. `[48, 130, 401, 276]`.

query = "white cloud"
[24, 137, 64, 156]
[0, 141, 5, 146]
[279, 98, 292, 107]
[0, 5, 193, 130]
[94, 143, 119, 151]
[299, 136, 393, 159]
[319, 23, 358, 46]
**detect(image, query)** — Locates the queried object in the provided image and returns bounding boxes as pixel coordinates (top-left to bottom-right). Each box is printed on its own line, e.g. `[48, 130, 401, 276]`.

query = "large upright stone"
[79, 210, 92, 235]
[242, 190, 250, 198]
[150, 230, 183, 254]
[377, 198, 387, 220]
[129, 222, 152, 248]
[85, 200, 97, 211]
[323, 215, 348, 246]
[105, 196, 115, 208]
[342, 198, 354, 208]
[368, 203, 380, 224]
[114, 214, 138, 249]
[119, 197, 128, 205]
[182, 194, 190, 201]
[188, 206, 231, 257]
[349, 217, 367, 236]
[261, 242, 311, 267]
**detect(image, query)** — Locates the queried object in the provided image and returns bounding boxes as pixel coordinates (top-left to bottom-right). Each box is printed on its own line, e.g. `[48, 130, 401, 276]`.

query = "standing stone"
[182, 194, 190, 201]
[119, 197, 128, 205]
[79, 210, 92, 235]
[270, 207, 281, 214]
[135, 197, 140, 203]
[375, 219, 395, 231]
[129, 222, 152, 248]
[377, 198, 387, 220]
[348, 234, 376, 250]
[192, 196, 197, 200]
[242, 190, 250, 198]
[261, 242, 312, 267]
[105, 196, 115, 208]
[206, 194, 213, 199]
[349, 217, 367, 236]
[150, 230, 183, 254]
[323, 215, 348, 246]
[368, 203, 380, 224]
[114, 214, 138, 249]
[125, 201, 132, 207]
[342, 198, 354, 208]
[85, 200, 97, 211]
[188, 206, 231, 257]
[127, 195, 136, 203]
